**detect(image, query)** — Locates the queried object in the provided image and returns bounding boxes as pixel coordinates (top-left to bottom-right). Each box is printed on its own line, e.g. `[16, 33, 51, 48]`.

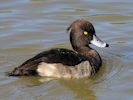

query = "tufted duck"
[8, 19, 109, 78]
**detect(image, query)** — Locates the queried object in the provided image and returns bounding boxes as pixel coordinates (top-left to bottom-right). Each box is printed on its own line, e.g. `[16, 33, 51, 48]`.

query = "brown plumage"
[8, 19, 109, 78]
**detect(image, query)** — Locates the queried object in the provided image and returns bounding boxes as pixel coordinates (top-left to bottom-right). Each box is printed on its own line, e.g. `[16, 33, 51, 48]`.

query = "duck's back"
[23, 48, 87, 66]
[8, 48, 88, 76]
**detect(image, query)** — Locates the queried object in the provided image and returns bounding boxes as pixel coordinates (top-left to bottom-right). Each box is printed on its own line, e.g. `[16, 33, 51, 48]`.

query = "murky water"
[0, 0, 133, 100]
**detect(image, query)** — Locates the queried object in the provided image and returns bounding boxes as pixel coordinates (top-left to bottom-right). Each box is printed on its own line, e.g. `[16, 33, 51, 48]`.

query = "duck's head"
[67, 19, 109, 51]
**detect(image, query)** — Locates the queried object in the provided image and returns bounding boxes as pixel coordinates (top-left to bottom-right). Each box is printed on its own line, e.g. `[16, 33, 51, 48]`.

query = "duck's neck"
[78, 46, 93, 54]
[74, 46, 102, 73]
[74, 46, 98, 58]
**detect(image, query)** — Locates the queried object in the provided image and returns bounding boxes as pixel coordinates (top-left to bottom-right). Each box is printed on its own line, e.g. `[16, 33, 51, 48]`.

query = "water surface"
[0, 0, 133, 100]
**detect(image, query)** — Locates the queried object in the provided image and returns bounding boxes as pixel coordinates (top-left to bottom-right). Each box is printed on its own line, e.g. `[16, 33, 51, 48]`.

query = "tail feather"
[8, 63, 39, 76]
[8, 68, 20, 76]
[8, 56, 45, 76]
[8, 67, 38, 76]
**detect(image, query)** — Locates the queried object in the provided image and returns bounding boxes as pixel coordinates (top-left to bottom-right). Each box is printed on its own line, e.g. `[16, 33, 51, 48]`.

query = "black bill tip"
[106, 44, 109, 47]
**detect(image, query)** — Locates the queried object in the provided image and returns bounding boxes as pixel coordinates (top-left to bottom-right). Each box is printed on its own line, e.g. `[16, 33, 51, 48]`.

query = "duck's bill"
[90, 35, 109, 48]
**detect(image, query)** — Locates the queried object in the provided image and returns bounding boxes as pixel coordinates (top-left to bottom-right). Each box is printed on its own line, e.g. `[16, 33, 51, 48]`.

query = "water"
[0, 0, 133, 100]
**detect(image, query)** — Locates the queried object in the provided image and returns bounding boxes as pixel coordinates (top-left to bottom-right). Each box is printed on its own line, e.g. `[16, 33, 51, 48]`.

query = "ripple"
[91, 14, 132, 21]
[92, 51, 123, 84]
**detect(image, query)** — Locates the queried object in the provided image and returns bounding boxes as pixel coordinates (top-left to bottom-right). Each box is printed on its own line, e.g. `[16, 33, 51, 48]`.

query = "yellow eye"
[83, 31, 88, 35]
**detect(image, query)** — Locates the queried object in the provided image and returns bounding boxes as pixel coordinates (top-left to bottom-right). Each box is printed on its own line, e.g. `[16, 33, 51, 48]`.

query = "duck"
[8, 19, 109, 78]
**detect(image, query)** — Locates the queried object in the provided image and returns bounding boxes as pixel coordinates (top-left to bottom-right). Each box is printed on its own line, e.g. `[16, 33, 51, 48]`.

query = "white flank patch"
[37, 62, 59, 77]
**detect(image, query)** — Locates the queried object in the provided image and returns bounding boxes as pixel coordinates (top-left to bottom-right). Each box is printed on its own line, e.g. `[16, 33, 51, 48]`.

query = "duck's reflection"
[20, 61, 107, 100]
[58, 78, 96, 100]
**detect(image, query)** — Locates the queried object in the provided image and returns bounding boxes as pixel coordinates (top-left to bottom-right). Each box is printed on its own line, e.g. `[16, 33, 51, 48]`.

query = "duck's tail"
[8, 67, 38, 76]
[8, 63, 39, 76]
[8, 67, 21, 76]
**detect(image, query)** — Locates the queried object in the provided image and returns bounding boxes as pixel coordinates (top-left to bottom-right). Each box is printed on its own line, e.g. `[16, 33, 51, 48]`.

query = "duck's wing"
[31, 48, 87, 66]
[8, 48, 87, 76]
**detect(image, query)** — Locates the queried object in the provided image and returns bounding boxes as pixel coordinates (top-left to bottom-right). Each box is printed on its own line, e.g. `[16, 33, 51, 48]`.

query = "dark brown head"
[67, 19, 109, 51]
